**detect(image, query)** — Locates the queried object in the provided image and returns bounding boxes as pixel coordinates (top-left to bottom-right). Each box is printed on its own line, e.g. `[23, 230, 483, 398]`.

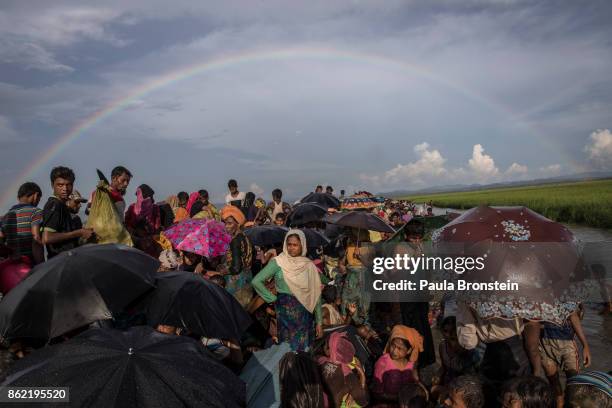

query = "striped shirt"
[0, 204, 43, 259]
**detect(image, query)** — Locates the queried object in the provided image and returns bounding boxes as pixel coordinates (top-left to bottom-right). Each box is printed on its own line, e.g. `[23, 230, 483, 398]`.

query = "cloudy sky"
[1, 0, 611, 209]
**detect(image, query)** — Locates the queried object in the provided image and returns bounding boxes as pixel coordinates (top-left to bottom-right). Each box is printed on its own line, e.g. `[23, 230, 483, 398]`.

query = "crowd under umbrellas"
[0, 166, 609, 408]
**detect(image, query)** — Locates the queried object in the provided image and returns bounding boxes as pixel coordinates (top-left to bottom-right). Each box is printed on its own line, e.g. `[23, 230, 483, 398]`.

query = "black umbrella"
[244, 226, 329, 249]
[324, 211, 395, 233]
[141, 272, 252, 341]
[287, 203, 328, 227]
[3, 326, 245, 408]
[299, 192, 341, 209]
[300, 228, 331, 248]
[0, 244, 158, 342]
[244, 225, 289, 247]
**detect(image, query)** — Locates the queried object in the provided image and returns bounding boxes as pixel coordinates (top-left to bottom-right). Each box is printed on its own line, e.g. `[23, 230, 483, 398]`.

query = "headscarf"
[159, 249, 180, 270]
[133, 185, 155, 220]
[186, 192, 200, 215]
[318, 331, 355, 376]
[384, 324, 424, 363]
[221, 205, 246, 226]
[166, 195, 179, 210]
[255, 198, 266, 209]
[156, 232, 173, 251]
[243, 192, 255, 208]
[274, 229, 322, 313]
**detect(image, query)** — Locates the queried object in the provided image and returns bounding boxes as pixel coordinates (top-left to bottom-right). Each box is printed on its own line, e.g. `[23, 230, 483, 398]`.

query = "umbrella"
[286, 203, 328, 227]
[299, 192, 341, 209]
[245, 226, 330, 249]
[141, 272, 252, 341]
[244, 225, 289, 247]
[0, 256, 31, 294]
[340, 196, 385, 211]
[240, 342, 291, 408]
[0, 244, 158, 342]
[3, 326, 245, 408]
[388, 215, 451, 242]
[163, 219, 231, 258]
[432, 205, 587, 324]
[300, 228, 331, 248]
[324, 211, 395, 233]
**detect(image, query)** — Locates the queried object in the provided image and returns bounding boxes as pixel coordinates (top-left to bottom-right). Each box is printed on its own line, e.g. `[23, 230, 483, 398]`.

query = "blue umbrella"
[240, 342, 291, 408]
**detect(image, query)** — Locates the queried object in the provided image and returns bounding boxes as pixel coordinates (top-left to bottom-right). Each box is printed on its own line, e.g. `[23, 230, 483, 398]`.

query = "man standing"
[266, 188, 291, 222]
[41, 167, 94, 258]
[86, 166, 132, 222]
[225, 179, 245, 207]
[108, 166, 132, 222]
[0, 182, 44, 264]
[315, 185, 323, 193]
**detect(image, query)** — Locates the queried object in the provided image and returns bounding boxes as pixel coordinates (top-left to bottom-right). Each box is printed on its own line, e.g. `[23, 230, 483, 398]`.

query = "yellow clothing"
[369, 230, 382, 243]
[173, 207, 189, 223]
[346, 245, 364, 267]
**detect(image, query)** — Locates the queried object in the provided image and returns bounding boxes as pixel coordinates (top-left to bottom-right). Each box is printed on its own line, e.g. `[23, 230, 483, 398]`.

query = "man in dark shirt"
[41, 167, 94, 258]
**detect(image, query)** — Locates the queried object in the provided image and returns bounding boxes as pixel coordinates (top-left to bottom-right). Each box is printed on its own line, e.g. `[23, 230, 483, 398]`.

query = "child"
[372, 325, 423, 405]
[540, 310, 591, 407]
[565, 370, 611, 408]
[398, 383, 429, 408]
[274, 212, 287, 226]
[317, 331, 369, 408]
[321, 285, 356, 327]
[444, 375, 484, 408]
[434, 317, 480, 386]
[501, 376, 552, 408]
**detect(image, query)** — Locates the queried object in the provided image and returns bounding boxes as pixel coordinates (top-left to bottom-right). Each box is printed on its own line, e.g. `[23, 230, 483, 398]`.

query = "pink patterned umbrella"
[163, 219, 231, 258]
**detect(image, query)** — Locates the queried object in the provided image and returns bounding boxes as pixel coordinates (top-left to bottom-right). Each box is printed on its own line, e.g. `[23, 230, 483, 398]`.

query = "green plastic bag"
[85, 180, 133, 246]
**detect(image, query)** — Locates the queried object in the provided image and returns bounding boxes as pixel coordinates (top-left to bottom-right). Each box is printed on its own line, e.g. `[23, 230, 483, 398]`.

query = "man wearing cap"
[67, 190, 88, 230]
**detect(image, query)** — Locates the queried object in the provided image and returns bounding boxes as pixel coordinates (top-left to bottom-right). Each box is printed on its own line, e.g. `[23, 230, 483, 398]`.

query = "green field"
[400, 179, 612, 229]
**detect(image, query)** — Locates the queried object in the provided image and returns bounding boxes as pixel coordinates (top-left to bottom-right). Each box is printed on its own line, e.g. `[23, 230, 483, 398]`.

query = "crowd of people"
[0, 165, 610, 408]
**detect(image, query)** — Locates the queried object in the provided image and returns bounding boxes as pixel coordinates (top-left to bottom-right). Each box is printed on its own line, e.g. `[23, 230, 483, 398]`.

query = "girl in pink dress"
[372, 325, 424, 407]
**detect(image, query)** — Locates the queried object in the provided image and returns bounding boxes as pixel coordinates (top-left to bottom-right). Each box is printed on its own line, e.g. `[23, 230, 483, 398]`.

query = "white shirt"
[225, 191, 245, 204]
[456, 302, 524, 350]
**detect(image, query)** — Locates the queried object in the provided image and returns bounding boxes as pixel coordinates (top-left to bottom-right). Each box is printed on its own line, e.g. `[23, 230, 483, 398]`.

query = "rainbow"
[0, 46, 551, 209]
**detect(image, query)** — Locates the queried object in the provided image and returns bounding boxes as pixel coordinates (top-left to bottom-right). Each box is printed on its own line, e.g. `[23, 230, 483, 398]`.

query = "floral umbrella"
[163, 219, 231, 259]
[340, 196, 385, 211]
[431, 205, 589, 324]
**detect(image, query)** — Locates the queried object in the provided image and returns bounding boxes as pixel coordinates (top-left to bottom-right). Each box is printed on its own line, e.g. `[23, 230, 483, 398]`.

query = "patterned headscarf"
[159, 249, 180, 270]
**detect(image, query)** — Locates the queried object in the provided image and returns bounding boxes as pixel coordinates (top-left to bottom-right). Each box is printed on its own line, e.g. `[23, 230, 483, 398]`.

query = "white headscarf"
[274, 229, 322, 313]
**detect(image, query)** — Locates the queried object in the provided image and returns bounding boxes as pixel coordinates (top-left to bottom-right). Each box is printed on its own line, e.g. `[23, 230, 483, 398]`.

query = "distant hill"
[381, 171, 612, 197]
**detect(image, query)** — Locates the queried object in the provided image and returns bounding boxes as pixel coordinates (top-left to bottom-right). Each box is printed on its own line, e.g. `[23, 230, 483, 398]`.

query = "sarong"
[276, 293, 315, 351]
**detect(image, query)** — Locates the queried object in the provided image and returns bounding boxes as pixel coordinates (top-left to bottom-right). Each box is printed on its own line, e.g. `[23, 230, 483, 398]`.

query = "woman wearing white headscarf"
[252, 229, 323, 351]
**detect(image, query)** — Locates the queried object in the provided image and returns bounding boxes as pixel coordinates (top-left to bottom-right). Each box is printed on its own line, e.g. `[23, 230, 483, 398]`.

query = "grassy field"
[400, 179, 612, 229]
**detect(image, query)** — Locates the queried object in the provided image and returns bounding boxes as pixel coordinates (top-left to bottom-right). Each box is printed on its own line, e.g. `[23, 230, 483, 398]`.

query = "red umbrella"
[432, 205, 588, 324]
